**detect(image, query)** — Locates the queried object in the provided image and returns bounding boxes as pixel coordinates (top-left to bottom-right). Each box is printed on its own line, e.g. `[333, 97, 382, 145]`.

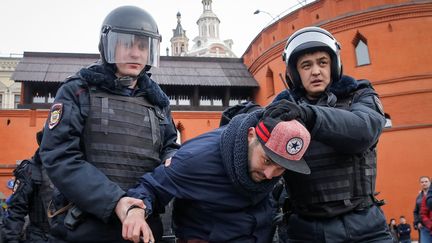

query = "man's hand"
[264, 100, 315, 130]
[122, 208, 154, 243]
[115, 197, 145, 223]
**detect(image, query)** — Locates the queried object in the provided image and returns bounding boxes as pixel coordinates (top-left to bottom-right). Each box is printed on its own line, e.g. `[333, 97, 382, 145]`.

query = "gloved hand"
[263, 100, 316, 130]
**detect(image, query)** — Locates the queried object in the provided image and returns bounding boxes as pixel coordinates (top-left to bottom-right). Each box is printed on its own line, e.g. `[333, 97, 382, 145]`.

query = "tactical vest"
[83, 87, 162, 191]
[285, 88, 377, 217]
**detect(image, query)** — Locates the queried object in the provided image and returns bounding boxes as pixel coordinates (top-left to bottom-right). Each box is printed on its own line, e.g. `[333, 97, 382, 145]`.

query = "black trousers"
[278, 205, 394, 243]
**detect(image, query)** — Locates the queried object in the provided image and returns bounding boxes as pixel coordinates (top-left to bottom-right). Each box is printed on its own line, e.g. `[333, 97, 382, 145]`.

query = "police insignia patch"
[48, 103, 63, 130]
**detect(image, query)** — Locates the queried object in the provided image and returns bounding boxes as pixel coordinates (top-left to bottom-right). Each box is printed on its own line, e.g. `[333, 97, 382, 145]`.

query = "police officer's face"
[296, 51, 331, 100]
[115, 36, 149, 78]
[247, 128, 285, 182]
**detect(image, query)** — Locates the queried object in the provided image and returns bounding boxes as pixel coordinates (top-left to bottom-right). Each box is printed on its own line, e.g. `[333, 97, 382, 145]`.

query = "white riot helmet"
[282, 26, 342, 89]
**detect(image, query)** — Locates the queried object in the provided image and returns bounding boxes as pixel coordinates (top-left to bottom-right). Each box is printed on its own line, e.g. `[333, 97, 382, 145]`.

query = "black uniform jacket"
[39, 62, 179, 223]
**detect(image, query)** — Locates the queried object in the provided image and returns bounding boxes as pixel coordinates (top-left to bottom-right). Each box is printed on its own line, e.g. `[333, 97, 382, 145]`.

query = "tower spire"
[170, 12, 189, 56]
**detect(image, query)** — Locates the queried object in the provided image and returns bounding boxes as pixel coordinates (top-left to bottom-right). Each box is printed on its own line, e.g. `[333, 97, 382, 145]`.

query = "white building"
[0, 56, 21, 109]
[170, 12, 189, 57]
[170, 0, 236, 58]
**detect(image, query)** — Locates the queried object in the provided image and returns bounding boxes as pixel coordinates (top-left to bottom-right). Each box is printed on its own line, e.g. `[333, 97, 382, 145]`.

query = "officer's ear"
[247, 127, 257, 144]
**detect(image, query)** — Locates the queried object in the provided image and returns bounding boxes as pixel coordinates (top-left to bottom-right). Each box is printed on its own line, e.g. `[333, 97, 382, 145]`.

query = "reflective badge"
[49, 103, 63, 129]
[373, 96, 385, 115]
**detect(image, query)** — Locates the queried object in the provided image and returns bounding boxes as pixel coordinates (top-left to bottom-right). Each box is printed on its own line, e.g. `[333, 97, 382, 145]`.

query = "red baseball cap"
[255, 118, 311, 174]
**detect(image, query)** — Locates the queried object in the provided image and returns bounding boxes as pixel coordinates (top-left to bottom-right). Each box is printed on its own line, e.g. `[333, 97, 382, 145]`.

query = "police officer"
[39, 5, 179, 242]
[1, 132, 52, 243]
[270, 26, 393, 242]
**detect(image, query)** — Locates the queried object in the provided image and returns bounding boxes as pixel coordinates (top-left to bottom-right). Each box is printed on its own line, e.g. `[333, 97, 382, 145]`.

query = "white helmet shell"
[282, 26, 342, 89]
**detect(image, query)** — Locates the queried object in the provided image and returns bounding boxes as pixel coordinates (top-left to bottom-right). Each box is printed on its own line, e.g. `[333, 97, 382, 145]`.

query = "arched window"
[353, 32, 371, 66]
[266, 68, 275, 98]
[201, 25, 207, 37]
[14, 94, 20, 108]
[209, 25, 215, 38]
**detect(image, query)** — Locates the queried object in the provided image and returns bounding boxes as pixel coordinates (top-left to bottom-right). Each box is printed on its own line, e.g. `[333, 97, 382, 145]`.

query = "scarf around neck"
[77, 61, 169, 108]
[220, 110, 280, 200]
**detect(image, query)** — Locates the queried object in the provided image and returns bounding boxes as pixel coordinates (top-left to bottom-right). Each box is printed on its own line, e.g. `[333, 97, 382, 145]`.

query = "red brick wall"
[0, 110, 222, 197]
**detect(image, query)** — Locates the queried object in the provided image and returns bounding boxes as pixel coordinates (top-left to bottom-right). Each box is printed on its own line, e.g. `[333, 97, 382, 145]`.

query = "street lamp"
[253, 9, 276, 20]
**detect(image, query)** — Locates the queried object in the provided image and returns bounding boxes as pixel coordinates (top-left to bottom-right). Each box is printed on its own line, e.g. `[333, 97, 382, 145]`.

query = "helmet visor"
[104, 31, 160, 67]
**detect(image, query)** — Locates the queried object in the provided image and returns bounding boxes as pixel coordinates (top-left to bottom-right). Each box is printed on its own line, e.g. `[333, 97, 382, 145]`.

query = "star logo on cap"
[286, 137, 303, 155]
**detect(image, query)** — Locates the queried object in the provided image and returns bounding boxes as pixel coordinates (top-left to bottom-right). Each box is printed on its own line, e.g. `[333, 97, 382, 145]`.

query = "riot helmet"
[99, 6, 161, 68]
[282, 26, 342, 89]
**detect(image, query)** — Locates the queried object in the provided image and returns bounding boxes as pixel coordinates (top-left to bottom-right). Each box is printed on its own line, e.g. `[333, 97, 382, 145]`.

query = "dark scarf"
[76, 61, 169, 108]
[220, 110, 280, 200]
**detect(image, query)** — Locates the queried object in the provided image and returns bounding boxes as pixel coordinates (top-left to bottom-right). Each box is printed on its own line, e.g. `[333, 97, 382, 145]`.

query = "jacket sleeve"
[308, 86, 386, 153]
[420, 196, 432, 231]
[159, 106, 180, 162]
[2, 173, 32, 242]
[39, 81, 125, 223]
[427, 187, 432, 210]
[128, 145, 214, 215]
[413, 194, 421, 227]
[127, 153, 189, 215]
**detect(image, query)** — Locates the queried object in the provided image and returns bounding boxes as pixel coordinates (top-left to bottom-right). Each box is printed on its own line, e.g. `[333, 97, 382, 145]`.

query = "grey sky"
[0, 0, 312, 57]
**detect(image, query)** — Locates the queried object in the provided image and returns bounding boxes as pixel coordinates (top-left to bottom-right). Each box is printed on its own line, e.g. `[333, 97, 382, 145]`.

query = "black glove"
[264, 100, 316, 130]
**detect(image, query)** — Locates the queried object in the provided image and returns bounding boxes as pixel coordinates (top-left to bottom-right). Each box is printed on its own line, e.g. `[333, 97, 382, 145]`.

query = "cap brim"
[262, 145, 311, 175]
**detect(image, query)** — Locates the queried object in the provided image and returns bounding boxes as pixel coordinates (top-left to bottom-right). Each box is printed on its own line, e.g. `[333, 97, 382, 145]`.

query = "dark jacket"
[427, 186, 432, 210]
[414, 191, 427, 228]
[273, 75, 386, 217]
[128, 120, 275, 243]
[39, 62, 179, 241]
[1, 152, 52, 243]
[397, 223, 412, 240]
[274, 75, 384, 154]
[420, 195, 432, 232]
[388, 223, 399, 243]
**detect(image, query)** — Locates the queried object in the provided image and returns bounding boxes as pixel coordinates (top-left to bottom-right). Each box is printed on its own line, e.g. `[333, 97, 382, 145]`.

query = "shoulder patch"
[48, 103, 63, 129]
[373, 96, 385, 115]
